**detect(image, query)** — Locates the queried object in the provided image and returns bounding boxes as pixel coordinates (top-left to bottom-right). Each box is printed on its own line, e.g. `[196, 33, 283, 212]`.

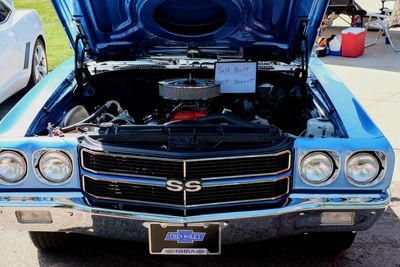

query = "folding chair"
[366, 0, 400, 52]
[365, 0, 396, 30]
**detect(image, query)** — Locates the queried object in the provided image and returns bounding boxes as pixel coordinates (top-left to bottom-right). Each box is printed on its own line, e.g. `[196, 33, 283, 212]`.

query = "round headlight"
[300, 152, 335, 185]
[0, 151, 27, 183]
[38, 151, 73, 183]
[346, 153, 380, 185]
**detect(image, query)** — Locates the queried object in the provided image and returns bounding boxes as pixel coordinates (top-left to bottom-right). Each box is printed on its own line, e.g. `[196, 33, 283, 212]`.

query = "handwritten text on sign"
[215, 62, 257, 93]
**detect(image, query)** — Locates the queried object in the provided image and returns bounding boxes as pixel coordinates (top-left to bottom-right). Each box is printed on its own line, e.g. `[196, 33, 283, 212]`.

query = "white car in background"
[0, 0, 47, 104]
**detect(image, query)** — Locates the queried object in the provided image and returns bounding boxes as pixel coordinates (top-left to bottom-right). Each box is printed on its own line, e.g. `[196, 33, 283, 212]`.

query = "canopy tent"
[328, 0, 359, 14]
[326, 0, 366, 26]
[329, 0, 355, 6]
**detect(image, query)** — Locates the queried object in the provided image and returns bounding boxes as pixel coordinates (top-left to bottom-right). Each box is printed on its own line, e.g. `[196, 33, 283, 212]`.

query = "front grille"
[81, 149, 291, 179]
[82, 150, 183, 179]
[84, 177, 183, 205]
[83, 176, 290, 207]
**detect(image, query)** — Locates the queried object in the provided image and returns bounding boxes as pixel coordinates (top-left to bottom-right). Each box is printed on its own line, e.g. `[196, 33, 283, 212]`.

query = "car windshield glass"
[0, 1, 10, 23]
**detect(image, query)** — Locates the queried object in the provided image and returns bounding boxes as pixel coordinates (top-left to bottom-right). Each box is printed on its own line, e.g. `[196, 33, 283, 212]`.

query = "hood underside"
[51, 0, 329, 62]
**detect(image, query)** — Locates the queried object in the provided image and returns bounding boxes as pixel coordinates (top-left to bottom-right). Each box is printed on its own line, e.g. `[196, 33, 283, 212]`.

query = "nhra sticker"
[161, 248, 208, 255]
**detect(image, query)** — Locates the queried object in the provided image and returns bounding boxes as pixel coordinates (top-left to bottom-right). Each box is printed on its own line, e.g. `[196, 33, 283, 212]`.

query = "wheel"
[309, 232, 357, 252]
[28, 38, 48, 87]
[29, 232, 69, 250]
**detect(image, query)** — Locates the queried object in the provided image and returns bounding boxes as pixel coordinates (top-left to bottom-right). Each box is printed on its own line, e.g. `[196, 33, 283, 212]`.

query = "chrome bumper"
[0, 192, 390, 243]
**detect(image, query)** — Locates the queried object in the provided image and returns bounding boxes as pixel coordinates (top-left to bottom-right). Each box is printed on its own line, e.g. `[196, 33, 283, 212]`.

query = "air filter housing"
[159, 78, 221, 101]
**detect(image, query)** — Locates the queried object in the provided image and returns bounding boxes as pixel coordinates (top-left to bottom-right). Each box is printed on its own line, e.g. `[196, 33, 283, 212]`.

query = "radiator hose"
[60, 100, 122, 133]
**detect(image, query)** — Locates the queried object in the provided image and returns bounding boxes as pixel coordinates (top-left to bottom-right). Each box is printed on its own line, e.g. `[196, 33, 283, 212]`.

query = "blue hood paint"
[51, 0, 329, 62]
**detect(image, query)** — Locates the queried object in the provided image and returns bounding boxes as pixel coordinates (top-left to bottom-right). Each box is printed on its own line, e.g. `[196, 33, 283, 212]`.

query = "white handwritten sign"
[215, 62, 257, 93]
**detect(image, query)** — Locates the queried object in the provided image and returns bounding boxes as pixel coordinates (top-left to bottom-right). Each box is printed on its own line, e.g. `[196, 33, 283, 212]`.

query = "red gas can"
[341, 27, 366, 57]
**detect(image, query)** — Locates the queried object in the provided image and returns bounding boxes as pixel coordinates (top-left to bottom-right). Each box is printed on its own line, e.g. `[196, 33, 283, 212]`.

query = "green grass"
[14, 0, 73, 71]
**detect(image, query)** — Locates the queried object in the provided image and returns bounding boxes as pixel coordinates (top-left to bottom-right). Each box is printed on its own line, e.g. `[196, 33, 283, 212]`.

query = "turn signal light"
[16, 211, 53, 224]
[320, 212, 355, 225]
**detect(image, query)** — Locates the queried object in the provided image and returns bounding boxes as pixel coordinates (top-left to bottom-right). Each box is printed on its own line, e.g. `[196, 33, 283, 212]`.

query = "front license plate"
[146, 223, 221, 255]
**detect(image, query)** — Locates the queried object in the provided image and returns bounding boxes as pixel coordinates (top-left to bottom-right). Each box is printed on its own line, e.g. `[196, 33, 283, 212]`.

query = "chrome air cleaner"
[159, 76, 221, 101]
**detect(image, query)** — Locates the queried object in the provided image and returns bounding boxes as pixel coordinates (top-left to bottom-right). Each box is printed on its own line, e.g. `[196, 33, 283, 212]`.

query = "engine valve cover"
[172, 110, 208, 121]
[159, 78, 221, 100]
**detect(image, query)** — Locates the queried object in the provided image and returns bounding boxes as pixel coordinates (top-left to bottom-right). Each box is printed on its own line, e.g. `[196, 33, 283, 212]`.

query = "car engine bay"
[41, 64, 339, 150]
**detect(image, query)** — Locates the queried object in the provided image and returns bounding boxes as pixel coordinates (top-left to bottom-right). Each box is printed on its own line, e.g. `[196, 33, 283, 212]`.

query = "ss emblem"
[166, 179, 202, 192]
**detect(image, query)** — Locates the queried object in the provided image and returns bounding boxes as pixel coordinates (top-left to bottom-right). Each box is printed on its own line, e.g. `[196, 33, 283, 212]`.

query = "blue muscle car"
[0, 0, 394, 255]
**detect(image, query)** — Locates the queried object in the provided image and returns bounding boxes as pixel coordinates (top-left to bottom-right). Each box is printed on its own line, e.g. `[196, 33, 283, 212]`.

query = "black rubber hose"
[196, 114, 251, 125]
[60, 100, 122, 133]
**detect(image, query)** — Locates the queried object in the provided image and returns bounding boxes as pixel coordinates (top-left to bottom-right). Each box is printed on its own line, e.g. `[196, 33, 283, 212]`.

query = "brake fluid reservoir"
[306, 118, 335, 138]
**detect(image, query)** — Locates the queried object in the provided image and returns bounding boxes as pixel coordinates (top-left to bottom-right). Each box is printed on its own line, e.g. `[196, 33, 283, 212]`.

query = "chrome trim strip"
[183, 161, 187, 178]
[82, 148, 184, 163]
[81, 168, 169, 181]
[84, 192, 289, 208]
[183, 190, 187, 216]
[202, 176, 289, 187]
[202, 169, 290, 181]
[187, 150, 291, 163]
[82, 175, 290, 208]
[82, 174, 289, 188]
[80, 148, 291, 180]
[84, 190, 186, 208]
[81, 148, 291, 164]
[82, 175, 166, 187]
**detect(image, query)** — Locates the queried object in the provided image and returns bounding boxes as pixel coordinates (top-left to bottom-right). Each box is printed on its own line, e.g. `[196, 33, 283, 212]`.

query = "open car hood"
[51, 0, 329, 63]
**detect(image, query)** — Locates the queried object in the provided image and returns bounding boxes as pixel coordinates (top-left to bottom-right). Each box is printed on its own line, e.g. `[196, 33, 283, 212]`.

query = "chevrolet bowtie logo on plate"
[165, 230, 206, 244]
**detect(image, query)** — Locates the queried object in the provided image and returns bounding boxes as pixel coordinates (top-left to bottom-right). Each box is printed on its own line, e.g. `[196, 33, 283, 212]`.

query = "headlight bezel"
[0, 150, 28, 185]
[34, 149, 74, 185]
[299, 151, 340, 186]
[345, 151, 386, 187]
